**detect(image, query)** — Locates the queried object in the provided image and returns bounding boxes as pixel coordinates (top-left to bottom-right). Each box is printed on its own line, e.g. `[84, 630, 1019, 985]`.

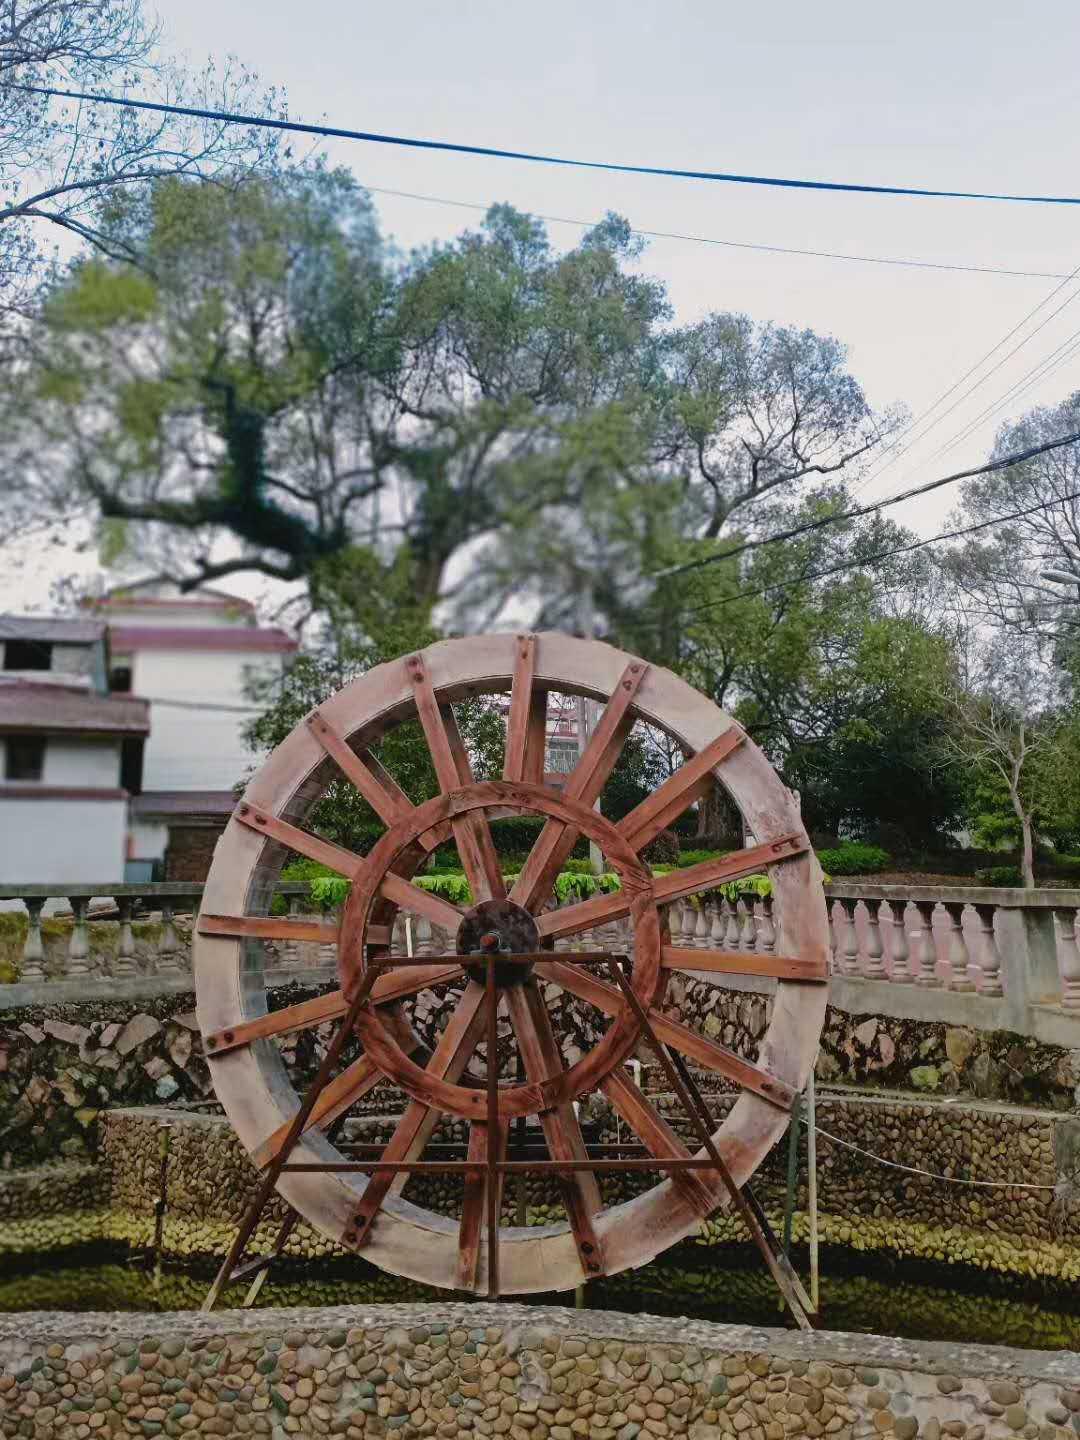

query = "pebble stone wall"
[62, 1094, 1080, 1283]
[4, 1303, 1080, 1440]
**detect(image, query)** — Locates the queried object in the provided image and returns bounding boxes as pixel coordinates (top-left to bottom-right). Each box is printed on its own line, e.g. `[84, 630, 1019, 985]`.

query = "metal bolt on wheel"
[194, 633, 829, 1297]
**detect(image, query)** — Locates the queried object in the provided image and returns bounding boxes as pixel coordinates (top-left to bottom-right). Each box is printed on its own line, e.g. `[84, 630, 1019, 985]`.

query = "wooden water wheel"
[193, 632, 829, 1299]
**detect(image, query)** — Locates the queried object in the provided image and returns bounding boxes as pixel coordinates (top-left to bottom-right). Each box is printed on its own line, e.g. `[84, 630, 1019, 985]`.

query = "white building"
[0, 581, 297, 884]
[83, 579, 297, 880]
[0, 617, 150, 884]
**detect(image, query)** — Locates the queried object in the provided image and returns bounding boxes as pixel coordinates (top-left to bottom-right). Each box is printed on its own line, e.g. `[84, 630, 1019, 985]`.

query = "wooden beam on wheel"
[485, 950, 499, 1297]
[200, 961, 383, 1313]
[602, 955, 815, 1332]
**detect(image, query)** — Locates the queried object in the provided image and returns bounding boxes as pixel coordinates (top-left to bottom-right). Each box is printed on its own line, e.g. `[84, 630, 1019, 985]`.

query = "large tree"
[943, 393, 1080, 660]
[11, 183, 900, 629]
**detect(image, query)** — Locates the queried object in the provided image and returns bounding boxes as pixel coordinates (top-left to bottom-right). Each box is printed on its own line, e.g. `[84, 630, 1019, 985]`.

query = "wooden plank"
[234, 802, 364, 877]
[536, 960, 796, 1112]
[198, 913, 343, 946]
[252, 1054, 382, 1169]
[505, 981, 604, 1277]
[502, 635, 537, 783]
[619, 727, 745, 852]
[661, 946, 828, 982]
[379, 872, 466, 933]
[351, 983, 488, 1245]
[406, 653, 506, 902]
[440, 702, 506, 903]
[203, 962, 467, 1056]
[535, 833, 810, 939]
[307, 710, 411, 824]
[523, 688, 548, 785]
[600, 1068, 716, 1216]
[308, 708, 449, 857]
[458, 1120, 504, 1292]
[511, 662, 648, 912]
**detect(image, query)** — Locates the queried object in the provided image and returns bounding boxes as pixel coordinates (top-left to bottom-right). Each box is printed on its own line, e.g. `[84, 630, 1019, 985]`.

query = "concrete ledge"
[2, 1301, 1080, 1440]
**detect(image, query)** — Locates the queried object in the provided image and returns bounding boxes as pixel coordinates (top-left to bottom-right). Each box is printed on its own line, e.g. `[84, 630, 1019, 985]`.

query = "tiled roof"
[0, 615, 106, 644]
[132, 790, 236, 816]
[0, 680, 149, 733]
[109, 626, 297, 653]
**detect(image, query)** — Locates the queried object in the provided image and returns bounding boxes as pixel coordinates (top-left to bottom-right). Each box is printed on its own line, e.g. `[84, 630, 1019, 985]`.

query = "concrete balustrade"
[822, 882, 1080, 1046]
[5, 877, 1080, 1049]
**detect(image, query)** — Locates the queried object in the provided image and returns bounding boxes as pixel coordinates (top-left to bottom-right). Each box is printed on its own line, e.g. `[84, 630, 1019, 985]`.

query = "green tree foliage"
[243, 548, 504, 852]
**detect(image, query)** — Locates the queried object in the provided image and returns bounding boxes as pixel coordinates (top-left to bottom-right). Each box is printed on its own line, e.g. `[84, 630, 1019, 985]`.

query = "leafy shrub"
[815, 842, 891, 876]
[676, 848, 725, 868]
[975, 865, 1023, 887]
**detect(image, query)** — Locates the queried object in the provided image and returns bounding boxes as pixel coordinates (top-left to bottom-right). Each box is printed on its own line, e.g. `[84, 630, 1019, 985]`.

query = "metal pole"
[807, 1065, 820, 1312]
[782, 1092, 802, 1257]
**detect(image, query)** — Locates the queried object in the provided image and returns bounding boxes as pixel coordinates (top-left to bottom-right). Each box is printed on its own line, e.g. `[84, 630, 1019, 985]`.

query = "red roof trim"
[0, 681, 150, 734]
[108, 626, 297, 654]
[0, 786, 128, 801]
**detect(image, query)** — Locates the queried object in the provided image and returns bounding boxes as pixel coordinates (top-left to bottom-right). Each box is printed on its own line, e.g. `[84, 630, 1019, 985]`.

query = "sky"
[8, 0, 1080, 613]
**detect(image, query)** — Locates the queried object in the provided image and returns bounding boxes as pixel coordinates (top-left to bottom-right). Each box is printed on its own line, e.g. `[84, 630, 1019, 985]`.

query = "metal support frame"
[201, 947, 817, 1321]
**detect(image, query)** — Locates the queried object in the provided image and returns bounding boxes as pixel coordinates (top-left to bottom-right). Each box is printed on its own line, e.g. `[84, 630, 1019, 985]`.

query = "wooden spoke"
[406, 653, 506, 902]
[600, 1068, 716, 1216]
[252, 1054, 382, 1170]
[306, 712, 445, 856]
[234, 802, 364, 877]
[505, 980, 605, 1277]
[535, 832, 809, 940]
[536, 960, 796, 1112]
[351, 982, 488, 1244]
[502, 635, 537, 783]
[661, 947, 828, 983]
[457, 1118, 508, 1291]
[199, 913, 362, 946]
[511, 662, 649, 913]
[203, 964, 467, 1056]
[378, 872, 466, 933]
[619, 727, 745, 853]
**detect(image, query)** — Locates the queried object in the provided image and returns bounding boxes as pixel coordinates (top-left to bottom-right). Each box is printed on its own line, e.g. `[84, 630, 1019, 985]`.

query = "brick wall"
[165, 823, 226, 881]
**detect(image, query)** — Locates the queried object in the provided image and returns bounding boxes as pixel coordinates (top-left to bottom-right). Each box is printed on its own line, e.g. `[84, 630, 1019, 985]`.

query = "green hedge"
[815, 842, 891, 876]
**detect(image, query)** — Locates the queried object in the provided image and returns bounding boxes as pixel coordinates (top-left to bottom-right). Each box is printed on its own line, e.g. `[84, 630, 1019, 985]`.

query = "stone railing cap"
[824, 881, 1080, 908]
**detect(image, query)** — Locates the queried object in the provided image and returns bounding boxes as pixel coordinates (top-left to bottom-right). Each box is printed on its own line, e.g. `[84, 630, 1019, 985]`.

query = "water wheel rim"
[194, 632, 829, 1294]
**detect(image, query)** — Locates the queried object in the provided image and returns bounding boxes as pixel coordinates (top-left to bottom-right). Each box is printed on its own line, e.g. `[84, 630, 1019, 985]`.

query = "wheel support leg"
[604, 958, 815, 1331]
[201, 965, 382, 1313]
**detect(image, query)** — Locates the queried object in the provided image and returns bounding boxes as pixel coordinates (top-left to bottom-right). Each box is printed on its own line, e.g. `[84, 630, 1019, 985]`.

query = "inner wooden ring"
[337, 781, 663, 1121]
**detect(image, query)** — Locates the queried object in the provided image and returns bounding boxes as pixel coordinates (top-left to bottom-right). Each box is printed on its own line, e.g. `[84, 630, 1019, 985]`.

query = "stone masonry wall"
[6, 975, 1080, 1174]
[6, 1096, 1071, 1283]
[3, 1301, 1080, 1440]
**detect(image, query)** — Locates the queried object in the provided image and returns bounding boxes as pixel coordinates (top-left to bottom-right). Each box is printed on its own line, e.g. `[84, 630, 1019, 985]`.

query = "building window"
[3, 639, 51, 671]
[120, 737, 144, 795]
[5, 734, 45, 781]
[110, 665, 132, 693]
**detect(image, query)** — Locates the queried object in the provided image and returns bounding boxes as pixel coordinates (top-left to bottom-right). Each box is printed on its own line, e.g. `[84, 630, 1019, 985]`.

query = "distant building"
[0, 580, 297, 885]
[0, 616, 149, 884]
[82, 579, 297, 880]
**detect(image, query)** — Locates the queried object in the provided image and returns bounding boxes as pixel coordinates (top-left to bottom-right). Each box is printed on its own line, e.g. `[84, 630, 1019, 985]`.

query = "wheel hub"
[457, 897, 541, 987]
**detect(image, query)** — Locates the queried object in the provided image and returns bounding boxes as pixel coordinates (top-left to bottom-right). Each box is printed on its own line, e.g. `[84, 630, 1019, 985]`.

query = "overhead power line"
[651, 426, 1080, 581]
[15, 83, 1080, 208]
[934, 326, 1080, 460]
[366, 184, 1069, 281]
[853, 260, 1080, 495]
[679, 485, 1080, 617]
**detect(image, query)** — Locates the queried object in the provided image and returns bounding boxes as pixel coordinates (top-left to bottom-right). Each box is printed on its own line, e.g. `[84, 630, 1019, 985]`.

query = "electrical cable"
[13, 82, 1080, 208]
[933, 327, 1080, 460]
[866, 282, 1080, 499]
[675, 486, 1080, 618]
[365, 184, 1069, 281]
[853, 262, 1080, 495]
[651, 426, 1080, 582]
[803, 1120, 1056, 1191]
